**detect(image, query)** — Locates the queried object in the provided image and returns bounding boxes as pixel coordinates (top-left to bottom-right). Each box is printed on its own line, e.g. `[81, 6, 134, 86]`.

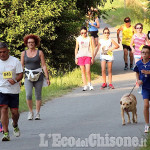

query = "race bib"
[3, 71, 12, 79]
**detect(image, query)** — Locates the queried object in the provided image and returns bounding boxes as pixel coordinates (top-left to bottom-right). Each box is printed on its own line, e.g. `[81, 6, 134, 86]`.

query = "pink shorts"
[77, 57, 91, 66]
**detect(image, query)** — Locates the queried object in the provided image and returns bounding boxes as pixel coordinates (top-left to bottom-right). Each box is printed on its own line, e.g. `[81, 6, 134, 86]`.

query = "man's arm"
[117, 25, 123, 44]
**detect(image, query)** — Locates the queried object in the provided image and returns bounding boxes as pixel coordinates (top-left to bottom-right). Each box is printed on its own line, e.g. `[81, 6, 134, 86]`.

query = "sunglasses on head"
[136, 27, 143, 29]
[81, 32, 87, 35]
[104, 32, 110, 34]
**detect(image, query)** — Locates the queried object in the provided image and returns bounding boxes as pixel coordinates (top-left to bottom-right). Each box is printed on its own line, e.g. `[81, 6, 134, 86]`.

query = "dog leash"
[129, 84, 136, 96]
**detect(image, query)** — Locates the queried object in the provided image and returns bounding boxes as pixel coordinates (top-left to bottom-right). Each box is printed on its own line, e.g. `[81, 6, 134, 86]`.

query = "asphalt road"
[0, 20, 147, 150]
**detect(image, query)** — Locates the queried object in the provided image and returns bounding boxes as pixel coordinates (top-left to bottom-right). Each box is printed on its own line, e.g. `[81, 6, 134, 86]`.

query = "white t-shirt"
[99, 38, 114, 60]
[0, 56, 23, 94]
[76, 36, 92, 58]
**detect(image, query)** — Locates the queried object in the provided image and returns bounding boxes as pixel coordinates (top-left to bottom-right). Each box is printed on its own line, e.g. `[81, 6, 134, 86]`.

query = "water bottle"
[138, 85, 142, 94]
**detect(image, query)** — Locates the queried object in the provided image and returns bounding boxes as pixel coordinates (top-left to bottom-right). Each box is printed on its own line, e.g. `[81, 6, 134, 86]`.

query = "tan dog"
[120, 94, 137, 125]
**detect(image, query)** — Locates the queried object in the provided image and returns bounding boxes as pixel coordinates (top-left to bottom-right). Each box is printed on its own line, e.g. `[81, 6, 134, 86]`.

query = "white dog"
[120, 94, 137, 125]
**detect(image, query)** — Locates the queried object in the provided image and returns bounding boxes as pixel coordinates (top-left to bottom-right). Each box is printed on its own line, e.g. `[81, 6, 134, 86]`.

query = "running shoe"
[108, 84, 115, 89]
[11, 121, 20, 137]
[28, 112, 34, 120]
[82, 86, 88, 91]
[124, 64, 128, 70]
[130, 64, 133, 70]
[35, 113, 40, 120]
[101, 83, 107, 89]
[144, 124, 149, 133]
[88, 83, 94, 90]
[13, 126, 20, 137]
[2, 132, 10, 141]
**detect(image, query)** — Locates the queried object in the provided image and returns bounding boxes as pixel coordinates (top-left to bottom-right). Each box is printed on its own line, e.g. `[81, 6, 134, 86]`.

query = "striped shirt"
[133, 33, 146, 55]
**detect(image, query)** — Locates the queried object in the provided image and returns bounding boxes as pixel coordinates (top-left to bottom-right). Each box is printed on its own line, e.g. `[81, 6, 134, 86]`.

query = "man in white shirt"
[0, 42, 23, 141]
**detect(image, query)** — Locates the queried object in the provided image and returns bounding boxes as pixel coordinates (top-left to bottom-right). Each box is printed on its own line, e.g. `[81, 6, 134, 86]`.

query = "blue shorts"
[0, 92, 19, 109]
[142, 88, 150, 100]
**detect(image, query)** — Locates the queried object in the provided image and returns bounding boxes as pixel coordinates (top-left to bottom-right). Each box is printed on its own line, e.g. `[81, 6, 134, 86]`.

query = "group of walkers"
[75, 14, 150, 133]
[0, 35, 50, 141]
[0, 9, 150, 142]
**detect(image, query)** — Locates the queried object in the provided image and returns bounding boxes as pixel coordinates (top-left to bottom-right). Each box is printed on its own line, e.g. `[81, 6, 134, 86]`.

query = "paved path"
[0, 20, 146, 150]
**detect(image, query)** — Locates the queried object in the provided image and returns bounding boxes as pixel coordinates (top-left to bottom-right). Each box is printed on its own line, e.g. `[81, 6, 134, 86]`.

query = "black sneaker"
[124, 64, 128, 70]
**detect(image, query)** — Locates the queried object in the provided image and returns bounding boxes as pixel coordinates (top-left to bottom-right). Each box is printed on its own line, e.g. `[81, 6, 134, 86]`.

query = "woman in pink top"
[130, 23, 150, 63]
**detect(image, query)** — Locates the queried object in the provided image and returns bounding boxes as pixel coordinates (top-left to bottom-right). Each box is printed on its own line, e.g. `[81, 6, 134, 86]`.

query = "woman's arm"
[145, 36, 150, 45]
[94, 43, 100, 58]
[39, 51, 50, 86]
[130, 36, 135, 53]
[20, 51, 25, 68]
[75, 40, 79, 64]
[109, 39, 119, 51]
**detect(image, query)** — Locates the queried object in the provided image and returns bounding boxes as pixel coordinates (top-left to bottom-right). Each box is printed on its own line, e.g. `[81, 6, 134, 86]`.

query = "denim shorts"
[100, 59, 113, 62]
[142, 88, 150, 100]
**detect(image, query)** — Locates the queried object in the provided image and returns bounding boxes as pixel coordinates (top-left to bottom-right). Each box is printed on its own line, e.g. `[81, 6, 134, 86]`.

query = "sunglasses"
[81, 32, 87, 35]
[104, 32, 110, 34]
[136, 27, 143, 29]
[124, 20, 130, 23]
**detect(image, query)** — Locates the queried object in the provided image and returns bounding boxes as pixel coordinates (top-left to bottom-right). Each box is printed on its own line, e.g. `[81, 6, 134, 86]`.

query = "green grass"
[100, 0, 149, 33]
[19, 61, 101, 112]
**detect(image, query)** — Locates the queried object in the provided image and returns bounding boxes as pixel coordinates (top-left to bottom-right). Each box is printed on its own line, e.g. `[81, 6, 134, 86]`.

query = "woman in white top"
[95, 27, 119, 89]
[75, 27, 94, 91]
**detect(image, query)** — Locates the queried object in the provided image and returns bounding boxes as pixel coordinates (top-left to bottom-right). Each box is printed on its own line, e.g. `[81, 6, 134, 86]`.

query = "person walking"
[87, 9, 100, 49]
[133, 45, 150, 133]
[75, 26, 94, 91]
[21, 34, 50, 120]
[95, 27, 119, 89]
[0, 42, 23, 141]
[130, 23, 150, 63]
[117, 17, 134, 70]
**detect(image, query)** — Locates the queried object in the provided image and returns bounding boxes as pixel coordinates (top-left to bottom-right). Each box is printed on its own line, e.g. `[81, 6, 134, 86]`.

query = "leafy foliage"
[0, 0, 109, 75]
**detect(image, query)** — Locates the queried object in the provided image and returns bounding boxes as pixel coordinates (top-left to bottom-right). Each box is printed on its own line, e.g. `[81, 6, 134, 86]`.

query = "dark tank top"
[24, 50, 43, 80]
[24, 50, 41, 70]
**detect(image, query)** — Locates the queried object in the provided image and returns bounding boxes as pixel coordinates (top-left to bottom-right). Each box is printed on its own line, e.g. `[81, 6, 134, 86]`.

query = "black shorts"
[88, 31, 98, 38]
[0, 92, 19, 109]
[122, 44, 132, 51]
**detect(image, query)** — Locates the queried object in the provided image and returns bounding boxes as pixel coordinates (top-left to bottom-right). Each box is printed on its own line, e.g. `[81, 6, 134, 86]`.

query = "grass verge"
[100, 0, 149, 33]
[19, 61, 101, 112]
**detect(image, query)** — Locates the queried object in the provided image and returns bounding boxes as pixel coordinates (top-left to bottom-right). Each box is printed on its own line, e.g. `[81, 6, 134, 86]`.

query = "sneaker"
[101, 83, 107, 89]
[82, 86, 88, 91]
[2, 132, 10, 141]
[88, 83, 94, 90]
[35, 113, 40, 120]
[130, 64, 133, 70]
[13, 126, 20, 137]
[124, 64, 128, 70]
[28, 112, 34, 120]
[11, 121, 20, 137]
[144, 125, 149, 133]
[108, 84, 115, 89]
